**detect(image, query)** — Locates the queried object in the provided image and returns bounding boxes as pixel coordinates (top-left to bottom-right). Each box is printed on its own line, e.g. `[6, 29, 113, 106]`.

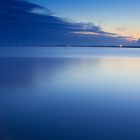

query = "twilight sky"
[31, 0, 140, 39]
[0, 0, 140, 46]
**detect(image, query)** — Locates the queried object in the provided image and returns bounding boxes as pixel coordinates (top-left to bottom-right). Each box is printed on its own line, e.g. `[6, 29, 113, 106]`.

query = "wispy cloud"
[116, 27, 129, 31]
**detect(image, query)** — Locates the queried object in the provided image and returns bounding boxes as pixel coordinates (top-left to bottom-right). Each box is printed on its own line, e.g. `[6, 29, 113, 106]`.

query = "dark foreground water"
[1, 48, 140, 140]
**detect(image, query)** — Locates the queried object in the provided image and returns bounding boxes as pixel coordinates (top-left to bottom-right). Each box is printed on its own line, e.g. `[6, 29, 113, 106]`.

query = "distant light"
[119, 45, 123, 48]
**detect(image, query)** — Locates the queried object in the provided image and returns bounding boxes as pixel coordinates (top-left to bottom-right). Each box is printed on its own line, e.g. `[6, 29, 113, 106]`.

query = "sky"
[31, 0, 140, 39]
[0, 0, 140, 46]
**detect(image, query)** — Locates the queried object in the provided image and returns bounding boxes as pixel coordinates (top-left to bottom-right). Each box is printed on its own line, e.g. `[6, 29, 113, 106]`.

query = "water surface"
[1, 48, 140, 140]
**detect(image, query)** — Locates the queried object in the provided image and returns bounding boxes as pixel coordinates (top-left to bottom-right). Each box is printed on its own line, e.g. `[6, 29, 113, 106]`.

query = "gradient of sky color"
[1, 0, 140, 46]
[30, 0, 140, 39]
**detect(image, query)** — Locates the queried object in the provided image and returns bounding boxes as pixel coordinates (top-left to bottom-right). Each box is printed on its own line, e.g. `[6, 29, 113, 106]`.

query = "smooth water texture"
[1, 48, 140, 140]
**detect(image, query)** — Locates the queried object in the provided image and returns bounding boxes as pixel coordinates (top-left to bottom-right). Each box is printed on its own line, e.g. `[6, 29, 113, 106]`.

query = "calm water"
[1, 48, 140, 140]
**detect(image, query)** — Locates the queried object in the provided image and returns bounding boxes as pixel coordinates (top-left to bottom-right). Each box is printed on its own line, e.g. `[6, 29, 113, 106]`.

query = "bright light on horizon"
[120, 45, 123, 47]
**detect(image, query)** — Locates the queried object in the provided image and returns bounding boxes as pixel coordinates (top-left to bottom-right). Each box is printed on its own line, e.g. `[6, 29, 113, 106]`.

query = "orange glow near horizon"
[74, 31, 138, 42]
[102, 25, 140, 41]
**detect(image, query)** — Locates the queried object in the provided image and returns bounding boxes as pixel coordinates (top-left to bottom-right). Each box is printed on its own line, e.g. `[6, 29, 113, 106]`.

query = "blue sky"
[0, 0, 140, 46]
[31, 0, 140, 39]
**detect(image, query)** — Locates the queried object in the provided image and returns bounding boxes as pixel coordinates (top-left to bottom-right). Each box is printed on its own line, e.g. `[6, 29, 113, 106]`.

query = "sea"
[1, 47, 140, 140]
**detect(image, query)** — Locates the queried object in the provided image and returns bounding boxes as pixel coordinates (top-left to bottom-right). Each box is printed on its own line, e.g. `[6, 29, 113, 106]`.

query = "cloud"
[116, 27, 129, 31]
[0, 0, 134, 46]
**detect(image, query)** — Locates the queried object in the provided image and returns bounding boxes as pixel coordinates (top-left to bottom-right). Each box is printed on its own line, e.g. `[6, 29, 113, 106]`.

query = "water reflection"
[1, 57, 140, 140]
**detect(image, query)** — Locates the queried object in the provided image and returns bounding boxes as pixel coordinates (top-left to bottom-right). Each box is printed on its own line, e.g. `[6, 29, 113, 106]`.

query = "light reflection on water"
[1, 57, 140, 140]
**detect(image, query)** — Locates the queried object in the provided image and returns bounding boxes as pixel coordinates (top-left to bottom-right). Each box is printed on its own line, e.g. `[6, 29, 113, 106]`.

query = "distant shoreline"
[1, 46, 140, 48]
[1, 47, 140, 58]
[43, 46, 140, 48]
